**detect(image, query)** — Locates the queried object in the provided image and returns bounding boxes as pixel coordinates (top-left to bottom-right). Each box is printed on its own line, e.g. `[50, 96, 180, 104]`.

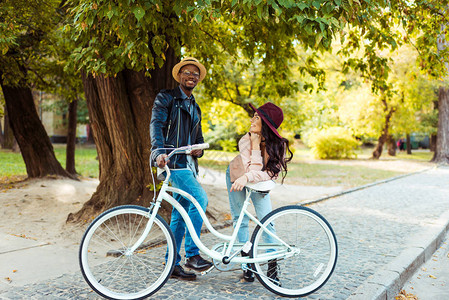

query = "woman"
[226, 102, 293, 283]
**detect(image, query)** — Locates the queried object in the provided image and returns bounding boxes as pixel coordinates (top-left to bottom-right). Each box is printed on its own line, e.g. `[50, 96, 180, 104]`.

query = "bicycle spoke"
[129, 256, 149, 290]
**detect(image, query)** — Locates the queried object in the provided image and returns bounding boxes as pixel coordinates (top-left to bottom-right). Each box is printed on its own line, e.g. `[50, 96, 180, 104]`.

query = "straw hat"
[172, 57, 207, 82]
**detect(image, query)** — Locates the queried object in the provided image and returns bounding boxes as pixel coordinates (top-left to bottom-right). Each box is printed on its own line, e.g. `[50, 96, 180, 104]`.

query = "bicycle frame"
[130, 148, 296, 265]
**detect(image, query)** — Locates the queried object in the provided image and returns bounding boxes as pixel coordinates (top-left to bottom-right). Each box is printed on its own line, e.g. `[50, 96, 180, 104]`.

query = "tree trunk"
[372, 101, 395, 159]
[0, 117, 3, 146]
[67, 46, 179, 223]
[387, 134, 396, 156]
[0, 80, 74, 178]
[2, 107, 15, 149]
[431, 86, 449, 164]
[66, 98, 78, 175]
[430, 134, 437, 152]
[406, 133, 412, 155]
[86, 123, 95, 144]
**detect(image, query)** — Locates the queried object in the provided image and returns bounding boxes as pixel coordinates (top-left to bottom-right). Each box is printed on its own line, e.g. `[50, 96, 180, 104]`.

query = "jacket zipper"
[174, 105, 181, 168]
[176, 105, 181, 148]
[166, 119, 172, 141]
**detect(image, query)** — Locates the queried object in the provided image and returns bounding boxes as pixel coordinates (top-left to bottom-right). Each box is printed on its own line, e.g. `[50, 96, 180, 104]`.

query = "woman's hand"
[230, 175, 248, 192]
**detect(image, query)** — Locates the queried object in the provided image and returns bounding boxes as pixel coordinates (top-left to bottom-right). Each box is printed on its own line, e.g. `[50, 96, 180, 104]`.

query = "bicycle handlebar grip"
[191, 143, 210, 150]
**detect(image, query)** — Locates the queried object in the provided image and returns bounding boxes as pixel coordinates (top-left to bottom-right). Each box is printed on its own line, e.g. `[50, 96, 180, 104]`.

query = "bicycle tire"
[79, 205, 176, 300]
[250, 205, 337, 298]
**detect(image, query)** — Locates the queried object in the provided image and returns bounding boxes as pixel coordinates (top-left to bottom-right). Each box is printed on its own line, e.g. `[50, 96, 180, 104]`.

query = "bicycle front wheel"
[250, 205, 337, 298]
[79, 205, 176, 300]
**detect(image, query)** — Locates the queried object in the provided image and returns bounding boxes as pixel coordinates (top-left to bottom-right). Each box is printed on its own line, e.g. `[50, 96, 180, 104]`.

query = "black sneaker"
[185, 254, 213, 271]
[170, 265, 197, 281]
[242, 266, 255, 282]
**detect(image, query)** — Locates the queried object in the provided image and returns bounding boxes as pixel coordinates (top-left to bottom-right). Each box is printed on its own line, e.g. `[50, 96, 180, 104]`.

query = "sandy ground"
[0, 160, 433, 290]
[0, 177, 99, 248]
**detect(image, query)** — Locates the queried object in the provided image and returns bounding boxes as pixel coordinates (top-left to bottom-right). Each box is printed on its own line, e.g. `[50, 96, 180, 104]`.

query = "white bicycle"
[79, 143, 338, 299]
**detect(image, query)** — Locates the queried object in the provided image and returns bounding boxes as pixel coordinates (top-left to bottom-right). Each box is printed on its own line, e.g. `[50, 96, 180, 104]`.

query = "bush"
[218, 139, 237, 152]
[309, 127, 360, 159]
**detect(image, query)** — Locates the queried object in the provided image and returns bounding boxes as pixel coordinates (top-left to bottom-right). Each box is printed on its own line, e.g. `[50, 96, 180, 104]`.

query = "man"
[150, 57, 213, 281]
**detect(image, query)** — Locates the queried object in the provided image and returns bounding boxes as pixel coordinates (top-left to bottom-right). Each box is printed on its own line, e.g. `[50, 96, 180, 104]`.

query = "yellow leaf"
[429, 274, 437, 279]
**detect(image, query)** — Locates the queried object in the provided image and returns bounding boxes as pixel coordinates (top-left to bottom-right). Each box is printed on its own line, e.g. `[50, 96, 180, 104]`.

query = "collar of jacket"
[174, 86, 197, 113]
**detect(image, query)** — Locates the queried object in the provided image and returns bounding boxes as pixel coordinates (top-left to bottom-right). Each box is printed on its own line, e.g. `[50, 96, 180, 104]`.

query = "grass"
[285, 162, 402, 187]
[199, 146, 435, 188]
[53, 145, 99, 178]
[0, 143, 435, 188]
[0, 144, 99, 179]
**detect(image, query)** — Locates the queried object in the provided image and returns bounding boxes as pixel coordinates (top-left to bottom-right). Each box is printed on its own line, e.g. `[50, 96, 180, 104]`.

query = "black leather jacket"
[150, 86, 204, 170]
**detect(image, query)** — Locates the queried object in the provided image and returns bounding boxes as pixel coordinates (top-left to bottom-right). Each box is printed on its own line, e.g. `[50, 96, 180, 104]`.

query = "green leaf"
[257, 5, 263, 19]
[297, 3, 308, 10]
[305, 22, 314, 35]
[132, 7, 145, 22]
[106, 10, 115, 20]
[195, 14, 203, 23]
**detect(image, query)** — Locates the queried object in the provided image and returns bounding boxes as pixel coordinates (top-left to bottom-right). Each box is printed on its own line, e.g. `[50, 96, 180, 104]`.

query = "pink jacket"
[237, 133, 274, 183]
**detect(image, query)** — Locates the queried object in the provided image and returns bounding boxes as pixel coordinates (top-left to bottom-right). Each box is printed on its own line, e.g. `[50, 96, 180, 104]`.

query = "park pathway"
[1, 166, 448, 299]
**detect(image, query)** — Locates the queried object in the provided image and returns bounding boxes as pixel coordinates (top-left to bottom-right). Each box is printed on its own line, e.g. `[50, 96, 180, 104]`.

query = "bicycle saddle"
[246, 180, 276, 193]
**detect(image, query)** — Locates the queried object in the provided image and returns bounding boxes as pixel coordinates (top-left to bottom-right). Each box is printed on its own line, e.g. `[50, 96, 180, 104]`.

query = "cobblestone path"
[1, 167, 448, 299]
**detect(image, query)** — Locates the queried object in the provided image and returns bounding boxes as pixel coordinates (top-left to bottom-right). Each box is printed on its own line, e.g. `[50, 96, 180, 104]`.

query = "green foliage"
[337, 0, 449, 93]
[0, 0, 63, 86]
[200, 99, 247, 149]
[218, 139, 237, 152]
[0, 0, 84, 118]
[40, 95, 89, 125]
[294, 42, 439, 148]
[308, 127, 361, 159]
[64, 0, 386, 99]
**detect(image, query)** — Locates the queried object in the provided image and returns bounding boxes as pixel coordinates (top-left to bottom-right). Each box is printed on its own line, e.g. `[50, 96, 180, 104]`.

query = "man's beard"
[182, 84, 194, 91]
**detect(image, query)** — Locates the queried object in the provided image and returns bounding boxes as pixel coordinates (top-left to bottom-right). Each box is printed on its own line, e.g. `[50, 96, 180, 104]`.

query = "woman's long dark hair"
[261, 121, 293, 183]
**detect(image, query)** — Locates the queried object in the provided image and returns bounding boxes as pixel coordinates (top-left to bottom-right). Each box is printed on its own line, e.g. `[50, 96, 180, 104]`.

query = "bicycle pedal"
[242, 241, 252, 254]
[200, 265, 215, 276]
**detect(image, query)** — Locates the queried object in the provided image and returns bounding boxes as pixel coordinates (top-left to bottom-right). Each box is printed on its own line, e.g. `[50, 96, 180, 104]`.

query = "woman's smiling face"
[250, 112, 262, 134]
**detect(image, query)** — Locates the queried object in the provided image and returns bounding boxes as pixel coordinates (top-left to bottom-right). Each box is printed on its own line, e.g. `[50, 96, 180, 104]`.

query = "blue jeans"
[226, 167, 275, 244]
[168, 169, 208, 265]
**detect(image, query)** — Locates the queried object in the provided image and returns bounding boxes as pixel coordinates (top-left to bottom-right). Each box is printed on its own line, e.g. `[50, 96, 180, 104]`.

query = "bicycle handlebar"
[165, 143, 210, 160]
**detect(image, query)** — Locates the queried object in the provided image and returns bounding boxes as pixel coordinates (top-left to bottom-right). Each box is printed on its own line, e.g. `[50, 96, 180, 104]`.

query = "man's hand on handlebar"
[190, 149, 203, 157]
[156, 149, 202, 168]
[156, 154, 169, 168]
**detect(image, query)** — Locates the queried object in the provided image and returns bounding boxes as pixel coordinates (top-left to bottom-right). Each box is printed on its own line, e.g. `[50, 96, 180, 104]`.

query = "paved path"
[402, 230, 449, 300]
[1, 166, 449, 299]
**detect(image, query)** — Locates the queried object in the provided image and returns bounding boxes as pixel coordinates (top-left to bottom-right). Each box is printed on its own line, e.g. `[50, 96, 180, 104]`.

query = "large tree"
[0, 0, 74, 177]
[337, 0, 449, 160]
[65, 0, 388, 222]
[433, 20, 449, 163]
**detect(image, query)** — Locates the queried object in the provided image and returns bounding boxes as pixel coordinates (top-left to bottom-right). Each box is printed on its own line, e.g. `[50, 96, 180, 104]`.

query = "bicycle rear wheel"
[79, 205, 175, 300]
[250, 205, 337, 298]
